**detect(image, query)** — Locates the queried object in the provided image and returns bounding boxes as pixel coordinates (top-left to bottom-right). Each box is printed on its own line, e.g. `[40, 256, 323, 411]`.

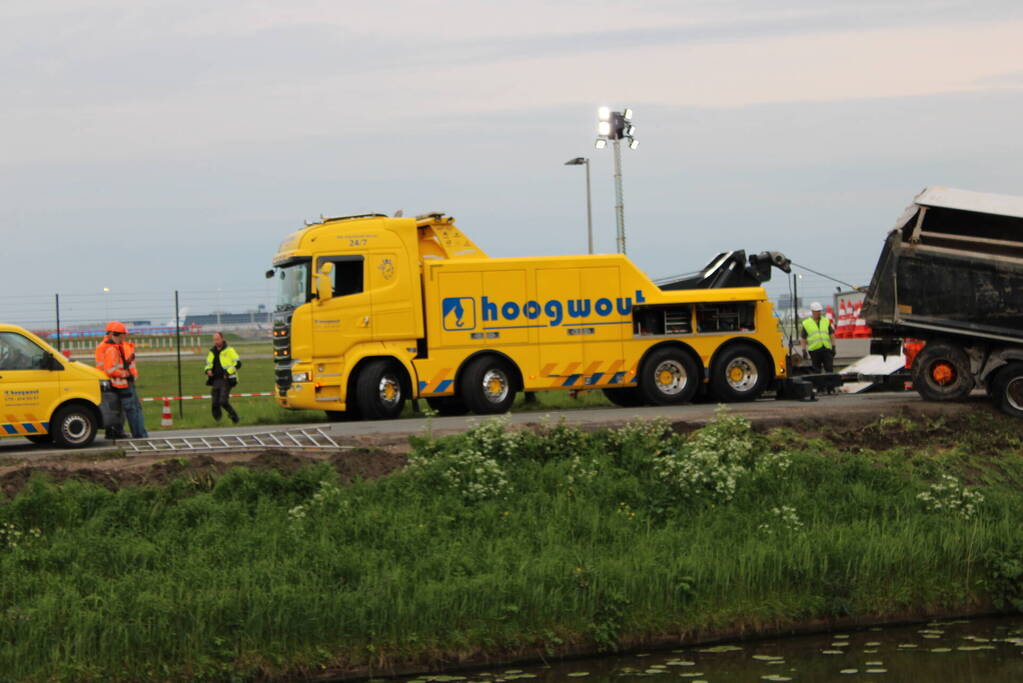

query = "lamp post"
[102, 287, 110, 322]
[595, 106, 637, 254]
[563, 157, 593, 254]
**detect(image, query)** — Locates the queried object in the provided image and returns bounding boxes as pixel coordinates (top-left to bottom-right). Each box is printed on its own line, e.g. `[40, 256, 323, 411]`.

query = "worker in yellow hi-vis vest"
[800, 302, 836, 372]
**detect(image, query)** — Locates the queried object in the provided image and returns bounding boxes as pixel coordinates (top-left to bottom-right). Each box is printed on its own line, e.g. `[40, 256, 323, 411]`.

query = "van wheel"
[991, 362, 1023, 418]
[710, 344, 770, 402]
[461, 356, 517, 414]
[425, 396, 470, 416]
[51, 405, 98, 448]
[26, 433, 53, 445]
[602, 387, 646, 407]
[638, 347, 699, 405]
[356, 360, 406, 420]
[912, 342, 974, 401]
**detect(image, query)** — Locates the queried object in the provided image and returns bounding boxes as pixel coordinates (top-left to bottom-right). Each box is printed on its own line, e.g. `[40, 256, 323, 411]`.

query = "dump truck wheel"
[461, 356, 517, 414]
[911, 342, 974, 401]
[356, 360, 406, 420]
[426, 396, 470, 416]
[50, 404, 98, 448]
[710, 344, 770, 402]
[991, 362, 1023, 418]
[638, 347, 699, 405]
[602, 387, 646, 407]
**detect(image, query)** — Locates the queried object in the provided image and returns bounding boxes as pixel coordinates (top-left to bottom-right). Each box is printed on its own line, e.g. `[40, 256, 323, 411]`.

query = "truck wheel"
[602, 387, 646, 407]
[991, 362, 1023, 418]
[912, 342, 974, 401]
[50, 404, 98, 448]
[710, 344, 770, 402]
[355, 360, 406, 420]
[425, 396, 470, 416]
[637, 347, 699, 405]
[461, 356, 517, 414]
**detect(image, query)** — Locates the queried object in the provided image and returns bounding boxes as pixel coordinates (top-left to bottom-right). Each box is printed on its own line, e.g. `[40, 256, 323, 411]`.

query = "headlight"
[292, 372, 310, 383]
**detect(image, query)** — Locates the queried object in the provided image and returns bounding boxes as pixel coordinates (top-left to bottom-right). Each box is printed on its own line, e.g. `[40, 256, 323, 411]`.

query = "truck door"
[310, 255, 371, 378]
[534, 266, 625, 389]
[580, 266, 625, 387]
[366, 251, 420, 341]
[0, 330, 57, 436]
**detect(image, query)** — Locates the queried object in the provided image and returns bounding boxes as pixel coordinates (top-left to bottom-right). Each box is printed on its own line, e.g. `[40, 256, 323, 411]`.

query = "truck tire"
[50, 404, 98, 448]
[461, 356, 517, 414]
[911, 342, 974, 401]
[602, 387, 646, 407]
[709, 344, 770, 402]
[991, 362, 1023, 418]
[355, 360, 406, 420]
[637, 347, 699, 406]
[425, 396, 470, 416]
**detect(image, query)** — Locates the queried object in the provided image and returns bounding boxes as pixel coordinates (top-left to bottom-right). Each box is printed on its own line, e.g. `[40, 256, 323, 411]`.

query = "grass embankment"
[132, 340, 613, 430]
[3, 410, 1023, 681]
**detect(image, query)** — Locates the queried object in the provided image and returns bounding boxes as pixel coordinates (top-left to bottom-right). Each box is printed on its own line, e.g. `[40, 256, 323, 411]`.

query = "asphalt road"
[1, 390, 990, 459]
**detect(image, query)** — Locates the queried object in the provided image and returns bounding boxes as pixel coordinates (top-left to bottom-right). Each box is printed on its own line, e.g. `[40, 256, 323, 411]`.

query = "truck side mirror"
[316, 262, 334, 303]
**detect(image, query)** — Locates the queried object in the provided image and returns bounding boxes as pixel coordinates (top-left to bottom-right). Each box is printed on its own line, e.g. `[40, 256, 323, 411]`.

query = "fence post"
[175, 290, 184, 418]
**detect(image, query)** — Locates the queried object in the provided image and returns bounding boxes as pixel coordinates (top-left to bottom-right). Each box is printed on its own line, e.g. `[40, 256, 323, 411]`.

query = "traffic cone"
[161, 399, 173, 427]
[835, 300, 848, 338]
[826, 305, 836, 334]
[853, 300, 871, 337]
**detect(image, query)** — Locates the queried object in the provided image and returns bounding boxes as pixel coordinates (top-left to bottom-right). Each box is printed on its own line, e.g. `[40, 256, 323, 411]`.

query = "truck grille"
[272, 312, 292, 393]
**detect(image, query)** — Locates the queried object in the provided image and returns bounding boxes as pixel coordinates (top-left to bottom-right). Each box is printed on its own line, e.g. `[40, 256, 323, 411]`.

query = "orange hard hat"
[106, 321, 127, 334]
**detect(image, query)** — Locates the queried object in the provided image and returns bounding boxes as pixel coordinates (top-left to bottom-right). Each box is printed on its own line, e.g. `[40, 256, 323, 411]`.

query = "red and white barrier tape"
[141, 392, 274, 402]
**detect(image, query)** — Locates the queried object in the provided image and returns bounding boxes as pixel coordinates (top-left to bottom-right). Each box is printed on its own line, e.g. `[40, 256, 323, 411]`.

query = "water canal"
[395, 616, 1023, 682]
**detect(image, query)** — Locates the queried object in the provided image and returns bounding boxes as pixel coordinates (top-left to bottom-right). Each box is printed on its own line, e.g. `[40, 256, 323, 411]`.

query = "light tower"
[595, 107, 637, 254]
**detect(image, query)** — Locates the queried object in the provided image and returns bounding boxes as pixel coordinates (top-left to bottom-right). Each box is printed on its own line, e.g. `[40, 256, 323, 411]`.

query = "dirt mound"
[752, 403, 1023, 454]
[0, 447, 407, 500]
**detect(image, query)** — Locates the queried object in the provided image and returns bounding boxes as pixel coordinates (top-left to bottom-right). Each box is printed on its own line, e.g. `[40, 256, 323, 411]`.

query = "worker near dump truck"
[801, 302, 836, 373]
[95, 323, 125, 439]
[99, 321, 149, 438]
[204, 331, 241, 424]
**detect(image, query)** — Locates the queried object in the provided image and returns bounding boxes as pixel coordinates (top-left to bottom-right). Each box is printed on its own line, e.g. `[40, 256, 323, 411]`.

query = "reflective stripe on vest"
[802, 316, 832, 351]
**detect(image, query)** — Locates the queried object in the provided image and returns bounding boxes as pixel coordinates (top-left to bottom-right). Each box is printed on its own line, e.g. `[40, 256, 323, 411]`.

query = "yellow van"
[0, 324, 106, 448]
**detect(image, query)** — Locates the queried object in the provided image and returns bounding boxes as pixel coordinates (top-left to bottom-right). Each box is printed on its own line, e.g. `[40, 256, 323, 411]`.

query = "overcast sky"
[2, 0, 1022, 327]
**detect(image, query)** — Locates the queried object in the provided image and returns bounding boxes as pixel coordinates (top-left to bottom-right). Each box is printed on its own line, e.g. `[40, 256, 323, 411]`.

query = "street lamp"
[563, 157, 593, 254]
[595, 107, 637, 254]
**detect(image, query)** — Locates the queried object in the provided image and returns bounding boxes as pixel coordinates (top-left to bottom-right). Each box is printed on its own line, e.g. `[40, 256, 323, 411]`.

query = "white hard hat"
[810, 302, 823, 312]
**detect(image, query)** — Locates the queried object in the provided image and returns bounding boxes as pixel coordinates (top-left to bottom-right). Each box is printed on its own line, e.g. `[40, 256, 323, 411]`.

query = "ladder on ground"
[118, 427, 348, 454]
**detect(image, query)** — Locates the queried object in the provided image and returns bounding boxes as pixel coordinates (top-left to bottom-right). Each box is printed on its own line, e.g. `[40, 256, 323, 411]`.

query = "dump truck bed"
[862, 186, 1023, 343]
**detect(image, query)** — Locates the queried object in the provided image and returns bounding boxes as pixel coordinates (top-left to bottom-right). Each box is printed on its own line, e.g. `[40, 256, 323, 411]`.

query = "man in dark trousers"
[800, 302, 836, 373]
[204, 331, 241, 423]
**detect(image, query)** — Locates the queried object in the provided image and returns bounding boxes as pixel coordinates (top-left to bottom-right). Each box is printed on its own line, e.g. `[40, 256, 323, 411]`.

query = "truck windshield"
[274, 260, 310, 311]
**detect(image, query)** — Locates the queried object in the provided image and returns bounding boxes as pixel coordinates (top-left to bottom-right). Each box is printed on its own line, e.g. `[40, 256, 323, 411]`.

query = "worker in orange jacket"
[95, 324, 125, 439]
[99, 321, 148, 439]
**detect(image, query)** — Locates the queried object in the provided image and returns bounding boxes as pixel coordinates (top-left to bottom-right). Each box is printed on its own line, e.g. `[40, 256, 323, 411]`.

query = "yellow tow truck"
[267, 213, 792, 419]
[0, 323, 106, 447]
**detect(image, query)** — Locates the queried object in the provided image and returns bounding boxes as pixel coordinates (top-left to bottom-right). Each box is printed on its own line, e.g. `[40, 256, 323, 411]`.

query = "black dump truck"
[862, 186, 1023, 417]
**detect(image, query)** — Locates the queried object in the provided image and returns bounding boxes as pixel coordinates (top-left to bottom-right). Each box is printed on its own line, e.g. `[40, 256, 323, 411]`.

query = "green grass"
[3, 410, 1023, 680]
[131, 345, 615, 431]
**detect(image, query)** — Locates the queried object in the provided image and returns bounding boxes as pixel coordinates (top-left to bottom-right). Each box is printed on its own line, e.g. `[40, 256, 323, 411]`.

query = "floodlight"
[629, 138, 639, 150]
[597, 121, 611, 136]
[623, 108, 633, 122]
[598, 106, 611, 121]
[595, 139, 607, 149]
[625, 124, 635, 137]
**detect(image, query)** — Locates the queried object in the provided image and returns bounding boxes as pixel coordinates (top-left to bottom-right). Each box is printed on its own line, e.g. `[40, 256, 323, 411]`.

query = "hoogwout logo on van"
[442, 290, 646, 331]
